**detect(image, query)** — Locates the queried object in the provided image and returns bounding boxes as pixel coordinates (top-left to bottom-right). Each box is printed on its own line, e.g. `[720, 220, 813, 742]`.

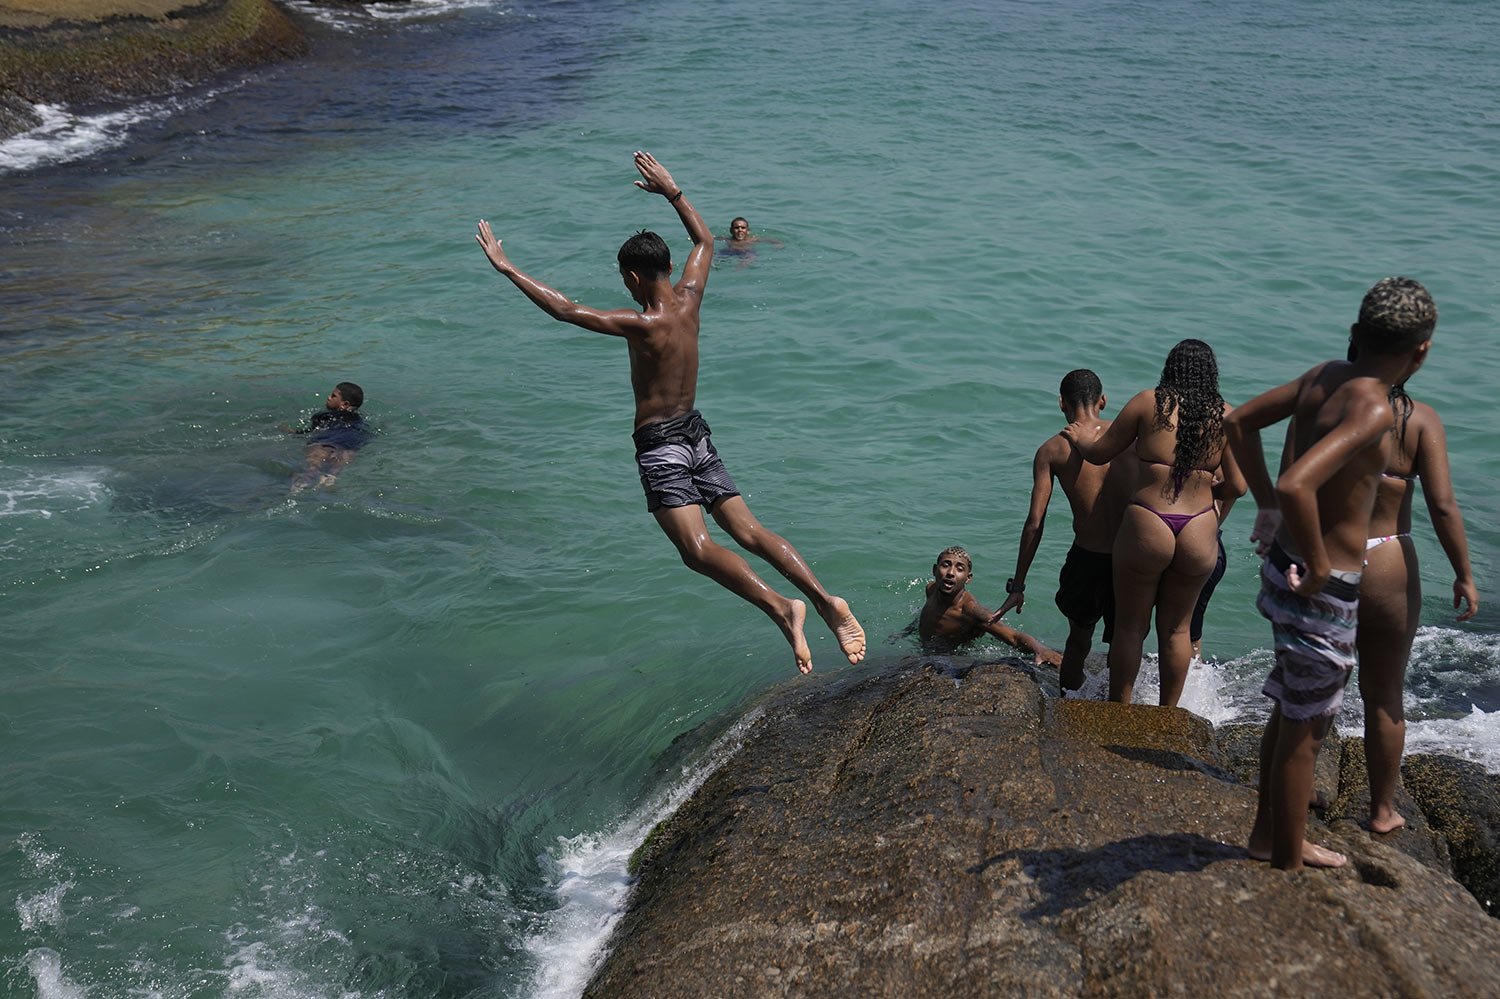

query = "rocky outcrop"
[589, 658, 1500, 997]
[0, 0, 304, 140]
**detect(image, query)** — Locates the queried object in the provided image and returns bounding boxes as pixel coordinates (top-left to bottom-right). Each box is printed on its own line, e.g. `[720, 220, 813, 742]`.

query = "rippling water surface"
[3, 0, 1499, 994]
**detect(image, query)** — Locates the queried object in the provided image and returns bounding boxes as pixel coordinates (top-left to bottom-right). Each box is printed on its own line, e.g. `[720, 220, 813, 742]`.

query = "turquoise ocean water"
[4, 0, 1499, 993]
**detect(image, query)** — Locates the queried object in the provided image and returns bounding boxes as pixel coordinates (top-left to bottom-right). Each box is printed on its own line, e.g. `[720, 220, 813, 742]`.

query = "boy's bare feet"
[821, 597, 865, 664]
[1246, 835, 1348, 869]
[1368, 807, 1407, 835]
[781, 599, 813, 674]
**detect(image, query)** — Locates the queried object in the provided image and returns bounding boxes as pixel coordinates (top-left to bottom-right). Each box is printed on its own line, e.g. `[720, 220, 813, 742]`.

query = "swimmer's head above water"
[932, 546, 973, 595]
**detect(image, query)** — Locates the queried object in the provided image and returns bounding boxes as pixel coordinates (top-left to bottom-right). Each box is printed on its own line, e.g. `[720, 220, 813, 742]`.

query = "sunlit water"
[4, 0, 1499, 993]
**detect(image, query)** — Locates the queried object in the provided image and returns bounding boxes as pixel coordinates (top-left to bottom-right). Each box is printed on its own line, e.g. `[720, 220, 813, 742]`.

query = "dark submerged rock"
[588, 658, 1500, 996]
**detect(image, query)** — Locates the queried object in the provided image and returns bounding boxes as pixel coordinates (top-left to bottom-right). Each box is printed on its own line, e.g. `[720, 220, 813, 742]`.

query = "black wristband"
[668, 189, 684, 203]
[1005, 578, 1026, 594]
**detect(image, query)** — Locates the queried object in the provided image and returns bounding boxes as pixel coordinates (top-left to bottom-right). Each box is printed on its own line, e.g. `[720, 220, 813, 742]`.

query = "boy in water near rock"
[286, 381, 368, 491]
[475, 151, 864, 674]
[1226, 277, 1436, 871]
[920, 547, 1063, 665]
[996, 369, 1131, 691]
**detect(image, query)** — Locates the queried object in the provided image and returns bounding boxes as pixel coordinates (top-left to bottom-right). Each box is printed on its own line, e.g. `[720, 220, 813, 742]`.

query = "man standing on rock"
[475, 151, 865, 674]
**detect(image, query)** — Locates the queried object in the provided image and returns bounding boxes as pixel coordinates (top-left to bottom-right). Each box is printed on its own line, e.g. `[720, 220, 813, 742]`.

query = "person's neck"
[1349, 353, 1408, 387]
[1063, 407, 1101, 425]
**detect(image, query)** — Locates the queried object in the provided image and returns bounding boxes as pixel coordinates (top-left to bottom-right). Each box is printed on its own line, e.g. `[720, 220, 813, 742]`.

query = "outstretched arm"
[996, 444, 1056, 618]
[968, 600, 1062, 666]
[475, 220, 647, 337]
[1063, 390, 1148, 465]
[1226, 376, 1305, 554]
[632, 151, 713, 293]
[1415, 414, 1479, 621]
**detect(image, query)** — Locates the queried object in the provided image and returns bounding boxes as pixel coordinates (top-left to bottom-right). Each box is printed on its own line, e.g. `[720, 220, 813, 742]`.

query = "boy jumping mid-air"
[1226, 276, 1435, 870]
[476, 151, 864, 674]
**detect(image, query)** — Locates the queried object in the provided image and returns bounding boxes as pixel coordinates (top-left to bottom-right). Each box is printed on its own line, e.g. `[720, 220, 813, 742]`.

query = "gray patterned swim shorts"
[632, 410, 740, 513]
[1256, 541, 1361, 722]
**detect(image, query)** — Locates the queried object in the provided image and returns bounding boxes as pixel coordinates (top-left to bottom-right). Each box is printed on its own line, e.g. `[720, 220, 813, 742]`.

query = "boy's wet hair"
[1353, 277, 1436, 355]
[1059, 369, 1103, 408]
[336, 381, 364, 408]
[618, 230, 671, 278]
[936, 545, 970, 568]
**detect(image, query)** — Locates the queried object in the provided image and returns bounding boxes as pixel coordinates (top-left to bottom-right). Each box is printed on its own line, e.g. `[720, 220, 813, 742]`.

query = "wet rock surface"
[589, 658, 1500, 997]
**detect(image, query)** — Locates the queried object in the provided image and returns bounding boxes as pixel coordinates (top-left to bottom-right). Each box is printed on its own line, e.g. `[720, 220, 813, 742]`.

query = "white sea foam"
[523, 708, 763, 999]
[282, 0, 506, 30]
[0, 468, 110, 519]
[0, 102, 170, 173]
[24, 949, 87, 999]
[1407, 707, 1500, 771]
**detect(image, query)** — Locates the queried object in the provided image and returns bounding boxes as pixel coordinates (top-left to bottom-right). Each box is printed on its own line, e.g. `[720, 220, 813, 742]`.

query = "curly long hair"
[1153, 339, 1224, 499]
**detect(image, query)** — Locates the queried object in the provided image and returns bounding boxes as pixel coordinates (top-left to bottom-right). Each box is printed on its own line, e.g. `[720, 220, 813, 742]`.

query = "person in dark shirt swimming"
[287, 381, 369, 491]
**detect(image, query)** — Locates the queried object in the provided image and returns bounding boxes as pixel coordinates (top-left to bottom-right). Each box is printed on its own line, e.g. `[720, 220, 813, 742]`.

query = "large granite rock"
[0, 0, 304, 140]
[589, 658, 1500, 997]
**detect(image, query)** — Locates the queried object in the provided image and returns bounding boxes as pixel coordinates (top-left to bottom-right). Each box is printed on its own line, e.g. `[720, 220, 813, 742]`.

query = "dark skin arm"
[474, 151, 709, 336]
[1415, 415, 1480, 621]
[1225, 374, 1308, 556]
[1062, 390, 1149, 464]
[997, 442, 1057, 617]
[1212, 404, 1249, 523]
[963, 596, 1062, 666]
[1274, 394, 1391, 594]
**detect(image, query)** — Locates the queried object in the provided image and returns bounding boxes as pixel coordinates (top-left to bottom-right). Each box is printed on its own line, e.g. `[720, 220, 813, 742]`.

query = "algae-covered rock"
[588, 658, 1500, 997]
[0, 0, 304, 140]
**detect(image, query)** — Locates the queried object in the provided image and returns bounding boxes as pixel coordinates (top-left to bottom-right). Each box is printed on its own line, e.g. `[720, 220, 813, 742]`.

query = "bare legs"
[1358, 537, 1420, 833]
[653, 497, 865, 674]
[1107, 505, 1216, 706]
[1060, 619, 1093, 692]
[1246, 705, 1348, 869]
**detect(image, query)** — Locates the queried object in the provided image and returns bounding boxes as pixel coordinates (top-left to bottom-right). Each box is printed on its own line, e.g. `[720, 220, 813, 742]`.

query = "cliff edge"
[589, 658, 1500, 996]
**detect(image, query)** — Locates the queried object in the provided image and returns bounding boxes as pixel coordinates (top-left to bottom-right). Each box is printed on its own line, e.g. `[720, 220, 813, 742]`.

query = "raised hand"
[992, 592, 1024, 620]
[632, 150, 679, 198]
[475, 219, 512, 274]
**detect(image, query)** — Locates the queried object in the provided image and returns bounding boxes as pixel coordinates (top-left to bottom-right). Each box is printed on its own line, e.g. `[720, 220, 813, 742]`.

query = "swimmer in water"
[286, 381, 369, 491]
[717, 216, 782, 265]
[917, 546, 1063, 665]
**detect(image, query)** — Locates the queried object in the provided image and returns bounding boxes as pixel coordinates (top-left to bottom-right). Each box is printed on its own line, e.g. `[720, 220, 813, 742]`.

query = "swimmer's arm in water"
[1415, 413, 1480, 621]
[964, 594, 1060, 666]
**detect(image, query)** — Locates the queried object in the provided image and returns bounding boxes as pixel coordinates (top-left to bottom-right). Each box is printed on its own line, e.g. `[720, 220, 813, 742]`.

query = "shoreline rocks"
[0, 0, 305, 140]
[588, 657, 1500, 996]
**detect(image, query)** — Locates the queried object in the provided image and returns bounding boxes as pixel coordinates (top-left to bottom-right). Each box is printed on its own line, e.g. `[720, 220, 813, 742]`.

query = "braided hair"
[1152, 339, 1225, 499]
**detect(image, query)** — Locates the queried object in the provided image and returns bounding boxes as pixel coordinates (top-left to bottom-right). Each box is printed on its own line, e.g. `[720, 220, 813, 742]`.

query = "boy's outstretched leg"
[654, 505, 814, 673]
[709, 496, 866, 664]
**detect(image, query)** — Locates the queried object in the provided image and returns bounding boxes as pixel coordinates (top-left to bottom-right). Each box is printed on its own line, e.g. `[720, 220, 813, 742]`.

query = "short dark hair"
[336, 381, 364, 408]
[1352, 277, 1436, 356]
[936, 545, 970, 569]
[617, 230, 671, 278]
[730, 217, 749, 228]
[1059, 369, 1102, 408]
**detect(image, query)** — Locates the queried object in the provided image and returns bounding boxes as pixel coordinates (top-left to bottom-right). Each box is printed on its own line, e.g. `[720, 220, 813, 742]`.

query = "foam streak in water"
[523, 707, 763, 999]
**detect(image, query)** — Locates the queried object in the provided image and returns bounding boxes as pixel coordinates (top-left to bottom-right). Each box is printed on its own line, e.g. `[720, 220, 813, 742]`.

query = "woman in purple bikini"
[1063, 339, 1246, 705]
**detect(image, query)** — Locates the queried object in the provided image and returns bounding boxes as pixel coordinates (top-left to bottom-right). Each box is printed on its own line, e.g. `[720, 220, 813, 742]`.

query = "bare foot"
[1246, 838, 1348, 868]
[820, 596, 865, 664]
[1368, 807, 1407, 835]
[780, 599, 813, 674]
